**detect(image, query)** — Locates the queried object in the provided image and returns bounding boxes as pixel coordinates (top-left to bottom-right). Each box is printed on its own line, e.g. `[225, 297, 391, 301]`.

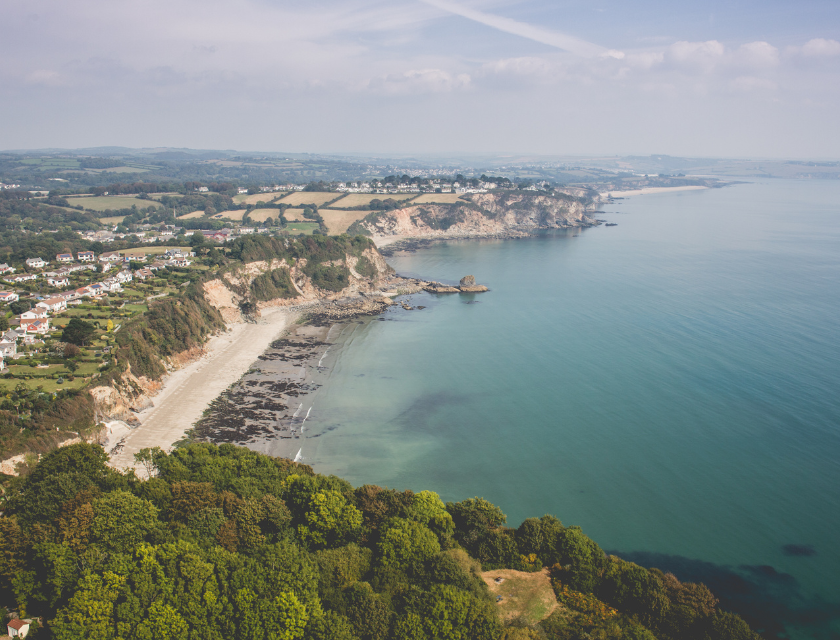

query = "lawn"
[328, 193, 416, 208]
[412, 193, 468, 204]
[0, 373, 89, 393]
[65, 195, 162, 211]
[177, 210, 206, 219]
[276, 192, 343, 207]
[319, 210, 371, 235]
[482, 569, 558, 626]
[121, 246, 191, 257]
[100, 216, 125, 224]
[284, 222, 320, 236]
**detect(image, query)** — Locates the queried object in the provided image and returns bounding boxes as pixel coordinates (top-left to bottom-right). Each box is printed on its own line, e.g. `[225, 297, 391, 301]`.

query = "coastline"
[107, 306, 300, 472]
[601, 185, 707, 197]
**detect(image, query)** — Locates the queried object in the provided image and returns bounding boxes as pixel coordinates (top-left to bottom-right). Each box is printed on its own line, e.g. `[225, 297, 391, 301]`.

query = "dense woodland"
[0, 443, 760, 640]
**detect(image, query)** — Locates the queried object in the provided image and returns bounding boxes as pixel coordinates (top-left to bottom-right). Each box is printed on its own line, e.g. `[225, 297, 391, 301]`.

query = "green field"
[284, 222, 320, 235]
[65, 195, 162, 211]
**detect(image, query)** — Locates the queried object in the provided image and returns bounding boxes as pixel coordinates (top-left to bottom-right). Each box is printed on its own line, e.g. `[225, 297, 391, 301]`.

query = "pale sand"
[602, 185, 707, 197]
[108, 307, 299, 472]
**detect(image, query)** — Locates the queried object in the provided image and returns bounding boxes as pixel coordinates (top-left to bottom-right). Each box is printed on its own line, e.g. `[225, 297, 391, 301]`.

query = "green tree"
[409, 491, 454, 544]
[377, 518, 440, 572]
[91, 490, 160, 553]
[297, 490, 362, 550]
[62, 318, 98, 345]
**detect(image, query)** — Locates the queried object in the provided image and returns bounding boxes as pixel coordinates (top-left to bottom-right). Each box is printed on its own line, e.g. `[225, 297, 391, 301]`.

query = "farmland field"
[65, 195, 161, 211]
[276, 192, 342, 207]
[328, 193, 416, 207]
[248, 209, 282, 223]
[99, 216, 125, 224]
[282, 208, 309, 221]
[177, 210, 206, 219]
[212, 209, 247, 221]
[232, 192, 286, 205]
[411, 193, 467, 204]
[319, 210, 371, 235]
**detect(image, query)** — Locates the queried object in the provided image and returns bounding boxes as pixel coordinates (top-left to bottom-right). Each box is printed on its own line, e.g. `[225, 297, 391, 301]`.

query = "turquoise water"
[301, 180, 840, 638]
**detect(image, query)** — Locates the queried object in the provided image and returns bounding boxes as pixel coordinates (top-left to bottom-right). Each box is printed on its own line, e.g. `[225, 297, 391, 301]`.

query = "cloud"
[26, 70, 62, 86]
[734, 41, 779, 68]
[665, 40, 725, 72]
[367, 68, 471, 94]
[729, 76, 777, 92]
[797, 38, 840, 57]
[419, 0, 609, 57]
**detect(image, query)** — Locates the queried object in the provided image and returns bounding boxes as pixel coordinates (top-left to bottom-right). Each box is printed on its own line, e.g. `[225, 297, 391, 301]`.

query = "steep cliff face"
[207, 245, 395, 315]
[348, 192, 598, 242]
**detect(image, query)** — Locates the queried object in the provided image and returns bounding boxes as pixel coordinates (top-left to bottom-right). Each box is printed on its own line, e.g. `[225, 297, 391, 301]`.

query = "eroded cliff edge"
[347, 190, 600, 244]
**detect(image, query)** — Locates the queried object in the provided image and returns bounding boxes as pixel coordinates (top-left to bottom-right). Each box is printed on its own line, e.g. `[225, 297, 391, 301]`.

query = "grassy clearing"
[277, 192, 342, 207]
[0, 375, 89, 393]
[319, 210, 371, 235]
[65, 195, 162, 211]
[284, 222, 320, 235]
[232, 192, 286, 205]
[412, 193, 468, 204]
[482, 569, 558, 626]
[121, 246, 190, 257]
[247, 209, 282, 223]
[211, 209, 247, 221]
[177, 210, 206, 219]
[99, 216, 125, 224]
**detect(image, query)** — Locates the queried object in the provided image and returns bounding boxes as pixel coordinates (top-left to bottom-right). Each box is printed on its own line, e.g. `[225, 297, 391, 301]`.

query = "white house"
[19, 309, 48, 320]
[47, 277, 70, 287]
[7, 618, 30, 638]
[25, 257, 46, 269]
[36, 296, 67, 313]
[0, 291, 19, 303]
[56, 253, 73, 262]
[0, 337, 16, 357]
[115, 270, 133, 283]
[77, 250, 95, 262]
[20, 318, 50, 335]
[100, 251, 122, 262]
[0, 264, 15, 274]
[6, 274, 37, 283]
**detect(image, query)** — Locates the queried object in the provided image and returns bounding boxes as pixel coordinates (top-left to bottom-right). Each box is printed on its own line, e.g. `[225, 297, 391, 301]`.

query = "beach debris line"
[423, 274, 489, 294]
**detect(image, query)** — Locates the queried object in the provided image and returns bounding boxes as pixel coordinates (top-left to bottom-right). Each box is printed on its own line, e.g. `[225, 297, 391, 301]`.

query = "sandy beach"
[602, 185, 707, 197]
[107, 306, 299, 472]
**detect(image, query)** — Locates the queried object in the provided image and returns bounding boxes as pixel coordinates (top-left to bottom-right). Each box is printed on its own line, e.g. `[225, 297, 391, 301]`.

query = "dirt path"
[107, 307, 298, 473]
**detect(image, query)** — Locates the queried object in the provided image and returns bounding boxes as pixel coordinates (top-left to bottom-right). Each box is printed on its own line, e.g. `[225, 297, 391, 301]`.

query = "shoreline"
[601, 185, 707, 197]
[107, 306, 300, 472]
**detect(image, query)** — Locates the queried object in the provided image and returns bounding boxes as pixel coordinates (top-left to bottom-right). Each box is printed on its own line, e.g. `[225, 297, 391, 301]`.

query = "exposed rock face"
[89, 366, 162, 426]
[349, 192, 598, 243]
[458, 284, 488, 293]
[423, 282, 460, 293]
[460, 275, 476, 286]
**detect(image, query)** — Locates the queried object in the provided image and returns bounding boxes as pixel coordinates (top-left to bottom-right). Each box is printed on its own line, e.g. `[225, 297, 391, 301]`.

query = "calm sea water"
[299, 180, 840, 639]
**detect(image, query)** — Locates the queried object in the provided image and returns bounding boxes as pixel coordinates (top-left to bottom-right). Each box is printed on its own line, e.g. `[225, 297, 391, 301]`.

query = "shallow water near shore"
[288, 179, 840, 638]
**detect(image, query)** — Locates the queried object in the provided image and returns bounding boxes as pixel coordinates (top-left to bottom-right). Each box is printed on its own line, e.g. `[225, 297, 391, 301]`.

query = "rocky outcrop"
[460, 275, 476, 286]
[422, 276, 489, 294]
[89, 366, 162, 426]
[349, 192, 598, 244]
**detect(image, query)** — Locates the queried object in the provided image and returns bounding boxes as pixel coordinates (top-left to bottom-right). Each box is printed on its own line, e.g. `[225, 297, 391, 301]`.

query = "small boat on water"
[605, 223, 618, 227]
[293, 448, 303, 462]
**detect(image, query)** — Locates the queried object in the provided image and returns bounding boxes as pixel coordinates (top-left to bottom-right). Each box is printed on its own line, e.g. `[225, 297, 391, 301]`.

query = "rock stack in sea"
[422, 275, 488, 294]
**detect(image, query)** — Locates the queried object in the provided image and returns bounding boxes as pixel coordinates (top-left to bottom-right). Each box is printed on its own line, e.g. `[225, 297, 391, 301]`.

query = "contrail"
[420, 0, 614, 58]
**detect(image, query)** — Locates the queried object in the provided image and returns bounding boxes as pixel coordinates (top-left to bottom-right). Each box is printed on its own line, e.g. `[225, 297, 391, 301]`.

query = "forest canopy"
[0, 443, 761, 640]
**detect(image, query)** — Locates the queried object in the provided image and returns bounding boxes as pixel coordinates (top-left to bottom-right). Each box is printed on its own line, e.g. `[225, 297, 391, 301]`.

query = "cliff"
[347, 191, 599, 243]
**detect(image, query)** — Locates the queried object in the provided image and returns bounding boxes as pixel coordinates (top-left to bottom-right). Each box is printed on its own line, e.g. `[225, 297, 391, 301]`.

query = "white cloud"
[419, 0, 609, 57]
[485, 56, 553, 76]
[367, 68, 471, 94]
[26, 70, 62, 86]
[799, 38, 840, 57]
[734, 41, 780, 68]
[729, 76, 777, 92]
[665, 40, 726, 72]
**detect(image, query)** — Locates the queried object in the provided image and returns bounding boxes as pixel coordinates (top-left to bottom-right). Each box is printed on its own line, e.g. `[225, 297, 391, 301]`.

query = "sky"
[1, 0, 839, 157]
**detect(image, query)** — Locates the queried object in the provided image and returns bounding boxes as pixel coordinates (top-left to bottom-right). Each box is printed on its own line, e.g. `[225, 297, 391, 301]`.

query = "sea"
[293, 179, 840, 639]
